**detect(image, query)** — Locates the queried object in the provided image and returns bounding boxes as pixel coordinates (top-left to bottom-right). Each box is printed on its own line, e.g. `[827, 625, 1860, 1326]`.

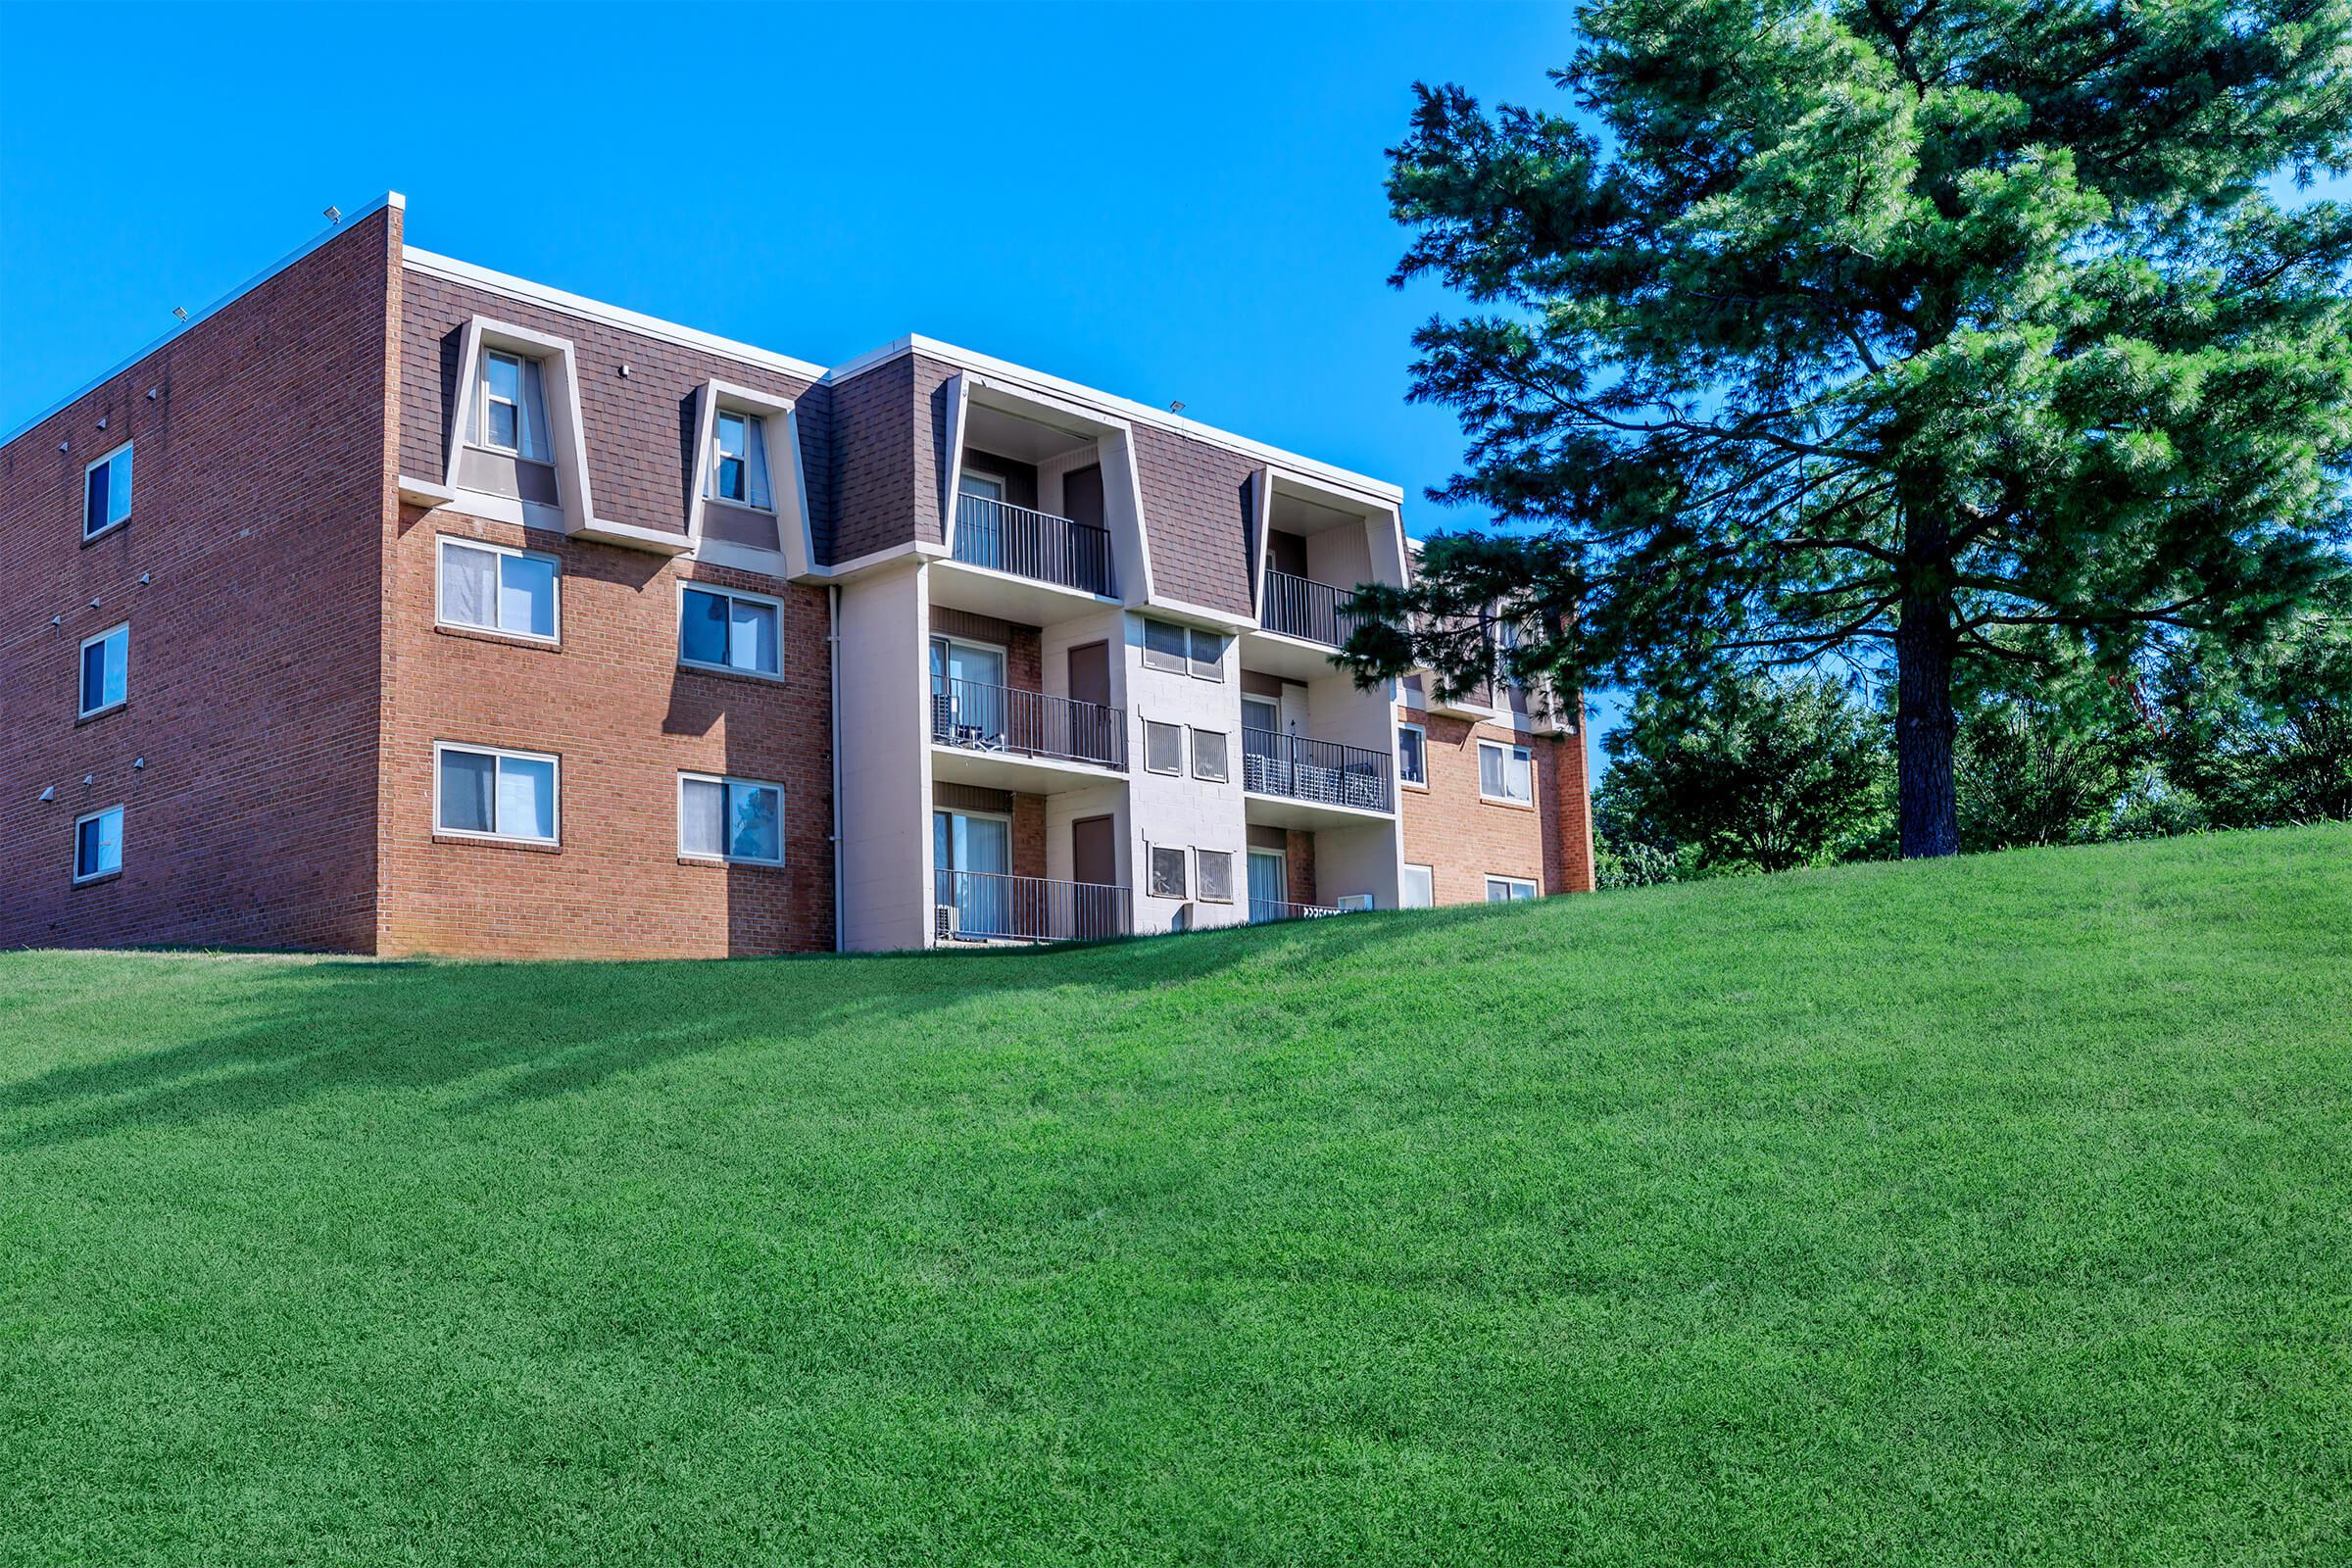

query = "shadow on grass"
[0, 903, 1491, 1151]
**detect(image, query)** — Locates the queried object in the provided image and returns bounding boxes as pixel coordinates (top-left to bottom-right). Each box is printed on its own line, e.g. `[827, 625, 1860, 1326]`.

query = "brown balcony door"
[1064, 464, 1105, 528]
[1066, 640, 1111, 763]
[1068, 641, 1110, 707]
[1072, 814, 1116, 886]
[1269, 529, 1308, 578]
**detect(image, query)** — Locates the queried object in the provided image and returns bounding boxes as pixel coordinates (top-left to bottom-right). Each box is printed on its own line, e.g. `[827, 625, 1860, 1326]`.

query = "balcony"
[952, 494, 1115, 598]
[930, 677, 1126, 793]
[935, 869, 1130, 944]
[1242, 728, 1395, 828]
[1259, 569, 1366, 648]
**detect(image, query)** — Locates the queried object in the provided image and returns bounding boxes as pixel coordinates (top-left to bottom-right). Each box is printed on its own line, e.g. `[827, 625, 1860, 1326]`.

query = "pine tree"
[1347, 0, 2352, 855]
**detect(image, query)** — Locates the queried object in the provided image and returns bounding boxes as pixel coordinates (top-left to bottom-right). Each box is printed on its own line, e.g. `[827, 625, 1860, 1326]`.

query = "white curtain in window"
[517, 357, 552, 463]
[744, 414, 772, 510]
[1479, 744, 1506, 798]
[681, 778, 725, 858]
[442, 543, 497, 628]
[499, 757, 555, 840]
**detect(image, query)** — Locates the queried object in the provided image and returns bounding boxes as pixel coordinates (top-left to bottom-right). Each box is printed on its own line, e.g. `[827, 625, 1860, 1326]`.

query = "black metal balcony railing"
[1241, 727, 1395, 812]
[930, 678, 1126, 769]
[1249, 897, 1351, 925]
[1259, 568, 1366, 648]
[935, 869, 1131, 944]
[953, 494, 1116, 597]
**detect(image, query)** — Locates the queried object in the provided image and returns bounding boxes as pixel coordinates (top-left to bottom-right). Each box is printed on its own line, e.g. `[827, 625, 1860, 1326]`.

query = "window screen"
[1145, 720, 1183, 774]
[1197, 850, 1233, 903]
[1149, 845, 1187, 898]
[1191, 728, 1229, 781]
[1142, 618, 1188, 672]
[1187, 628, 1226, 680]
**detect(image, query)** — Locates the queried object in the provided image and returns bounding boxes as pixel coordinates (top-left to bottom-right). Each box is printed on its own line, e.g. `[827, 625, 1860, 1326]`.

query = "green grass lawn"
[3, 827, 2349, 1566]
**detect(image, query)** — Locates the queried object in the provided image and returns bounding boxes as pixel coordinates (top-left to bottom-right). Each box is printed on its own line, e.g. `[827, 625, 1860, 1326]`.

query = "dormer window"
[478, 350, 550, 461]
[710, 410, 771, 510]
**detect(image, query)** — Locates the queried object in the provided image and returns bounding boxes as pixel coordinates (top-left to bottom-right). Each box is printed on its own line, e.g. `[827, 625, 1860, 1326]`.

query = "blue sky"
[1, 0, 1628, 760]
[0, 2, 1574, 515]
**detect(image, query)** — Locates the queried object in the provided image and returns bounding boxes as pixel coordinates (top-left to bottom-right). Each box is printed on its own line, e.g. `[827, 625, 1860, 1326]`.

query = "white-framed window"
[710, 409, 774, 510]
[1402, 862, 1435, 907]
[1198, 849, 1234, 903]
[679, 582, 782, 677]
[434, 742, 559, 845]
[1486, 876, 1538, 903]
[1188, 628, 1226, 681]
[1191, 727, 1229, 782]
[1397, 723, 1427, 787]
[73, 804, 123, 883]
[1142, 617, 1188, 673]
[1144, 719, 1183, 775]
[678, 772, 784, 866]
[478, 349, 552, 461]
[1149, 844, 1188, 899]
[1478, 740, 1533, 804]
[77, 621, 128, 718]
[957, 467, 1007, 504]
[437, 536, 559, 642]
[82, 441, 133, 540]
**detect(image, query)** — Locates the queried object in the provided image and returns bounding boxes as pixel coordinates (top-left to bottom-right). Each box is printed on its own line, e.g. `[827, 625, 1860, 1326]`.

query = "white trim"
[1401, 862, 1435, 908]
[831, 336, 1404, 505]
[1140, 616, 1191, 675]
[676, 771, 788, 867]
[1189, 725, 1230, 783]
[676, 578, 786, 679]
[932, 803, 1015, 877]
[1477, 739, 1535, 806]
[1195, 846, 1236, 904]
[686, 379, 813, 577]
[443, 317, 596, 541]
[71, 803, 125, 884]
[1142, 718, 1184, 776]
[1145, 842, 1189, 900]
[4, 193, 402, 451]
[1396, 721, 1428, 789]
[402, 246, 829, 381]
[956, 465, 1008, 501]
[1140, 596, 1254, 635]
[75, 620, 129, 719]
[1485, 875, 1539, 903]
[434, 534, 562, 644]
[432, 740, 562, 845]
[80, 440, 134, 541]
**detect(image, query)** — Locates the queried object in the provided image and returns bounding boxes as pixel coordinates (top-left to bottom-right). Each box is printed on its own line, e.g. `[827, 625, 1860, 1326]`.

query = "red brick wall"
[1399, 707, 1595, 904]
[1285, 829, 1317, 907]
[0, 209, 401, 952]
[373, 505, 834, 958]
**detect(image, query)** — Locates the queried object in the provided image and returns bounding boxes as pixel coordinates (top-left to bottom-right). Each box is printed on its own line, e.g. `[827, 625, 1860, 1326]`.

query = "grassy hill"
[3, 826, 2349, 1566]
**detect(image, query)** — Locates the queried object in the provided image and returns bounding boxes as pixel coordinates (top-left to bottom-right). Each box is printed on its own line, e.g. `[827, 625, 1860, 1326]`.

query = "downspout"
[828, 582, 845, 953]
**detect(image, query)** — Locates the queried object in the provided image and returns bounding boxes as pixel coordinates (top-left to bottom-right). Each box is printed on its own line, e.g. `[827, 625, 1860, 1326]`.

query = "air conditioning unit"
[1334, 894, 1374, 912]
[934, 903, 959, 943]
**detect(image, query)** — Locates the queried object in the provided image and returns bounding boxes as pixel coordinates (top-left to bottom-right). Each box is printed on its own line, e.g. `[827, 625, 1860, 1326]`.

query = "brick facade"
[1399, 710, 1595, 904]
[0, 207, 401, 952]
[2, 199, 1594, 957]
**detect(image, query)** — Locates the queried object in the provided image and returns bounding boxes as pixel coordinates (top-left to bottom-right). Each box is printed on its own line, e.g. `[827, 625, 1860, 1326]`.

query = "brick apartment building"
[1, 193, 1593, 958]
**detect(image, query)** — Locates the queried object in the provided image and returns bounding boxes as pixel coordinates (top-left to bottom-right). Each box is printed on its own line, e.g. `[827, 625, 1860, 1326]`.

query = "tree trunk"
[1895, 594, 1960, 858]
